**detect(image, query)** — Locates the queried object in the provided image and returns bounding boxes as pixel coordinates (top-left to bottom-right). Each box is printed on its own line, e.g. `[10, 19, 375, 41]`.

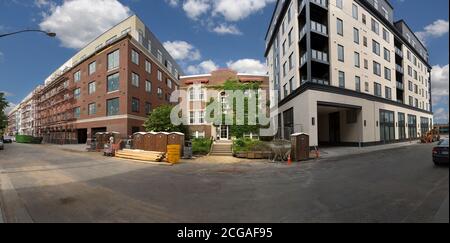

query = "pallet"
[115, 149, 166, 162]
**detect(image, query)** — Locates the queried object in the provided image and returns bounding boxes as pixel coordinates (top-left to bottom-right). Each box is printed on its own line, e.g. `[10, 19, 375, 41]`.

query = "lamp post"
[0, 29, 56, 38]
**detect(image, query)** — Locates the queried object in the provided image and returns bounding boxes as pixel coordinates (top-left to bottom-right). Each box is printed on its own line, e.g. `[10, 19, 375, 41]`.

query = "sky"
[0, 0, 448, 123]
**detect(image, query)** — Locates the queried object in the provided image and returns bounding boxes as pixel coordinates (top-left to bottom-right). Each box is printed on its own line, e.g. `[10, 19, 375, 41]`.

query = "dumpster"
[291, 133, 310, 161]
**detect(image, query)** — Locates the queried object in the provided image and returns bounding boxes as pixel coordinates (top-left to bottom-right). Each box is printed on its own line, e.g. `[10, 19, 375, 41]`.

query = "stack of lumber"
[115, 149, 166, 162]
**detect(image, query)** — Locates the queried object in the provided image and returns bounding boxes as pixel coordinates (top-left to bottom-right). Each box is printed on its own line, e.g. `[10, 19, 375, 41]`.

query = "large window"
[398, 113, 406, 140]
[380, 110, 395, 142]
[421, 117, 430, 136]
[384, 67, 391, 81]
[107, 73, 120, 92]
[371, 18, 379, 35]
[353, 28, 359, 44]
[88, 103, 96, 115]
[385, 87, 392, 100]
[354, 52, 360, 68]
[89, 62, 96, 75]
[88, 81, 96, 95]
[383, 29, 390, 43]
[73, 88, 81, 99]
[355, 76, 361, 92]
[337, 18, 344, 36]
[372, 40, 380, 55]
[107, 98, 120, 116]
[384, 48, 391, 62]
[373, 61, 381, 76]
[352, 4, 358, 20]
[107, 50, 120, 70]
[338, 71, 345, 88]
[145, 80, 152, 93]
[74, 107, 81, 118]
[338, 44, 344, 62]
[74, 71, 81, 82]
[408, 115, 417, 138]
[145, 60, 152, 74]
[132, 98, 140, 113]
[336, 0, 343, 9]
[131, 49, 139, 65]
[374, 82, 382, 97]
[131, 72, 140, 87]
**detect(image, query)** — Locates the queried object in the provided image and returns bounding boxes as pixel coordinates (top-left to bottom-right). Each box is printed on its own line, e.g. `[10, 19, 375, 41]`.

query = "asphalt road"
[0, 142, 448, 223]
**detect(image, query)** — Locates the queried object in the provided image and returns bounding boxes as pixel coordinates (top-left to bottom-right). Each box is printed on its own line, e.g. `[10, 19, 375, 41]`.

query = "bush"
[233, 138, 269, 153]
[15, 135, 43, 144]
[192, 138, 212, 155]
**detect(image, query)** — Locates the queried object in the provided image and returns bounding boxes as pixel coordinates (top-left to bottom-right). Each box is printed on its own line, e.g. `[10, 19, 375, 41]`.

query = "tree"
[144, 105, 188, 134]
[0, 92, 9, 132]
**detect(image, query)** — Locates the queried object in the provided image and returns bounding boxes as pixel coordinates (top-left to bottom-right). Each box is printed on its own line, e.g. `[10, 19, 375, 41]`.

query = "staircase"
[209, 141, 233, 156]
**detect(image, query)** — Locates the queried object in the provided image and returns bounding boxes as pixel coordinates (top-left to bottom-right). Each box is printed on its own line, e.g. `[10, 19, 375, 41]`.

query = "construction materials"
[115, 149, 166, 162]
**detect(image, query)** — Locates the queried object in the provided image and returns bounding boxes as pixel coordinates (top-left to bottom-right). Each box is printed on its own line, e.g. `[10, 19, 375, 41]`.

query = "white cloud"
[165, 0, 179, 7]
[226, 59, 267, 75]
[416, 19, 449, 45]
[39, 0, 132, 49]
[163, 41, 201, 61]
[213, 23, 242, 35]
[434, 108, 449, 124]
[182, 0, 211, 20]
[431, 64, 449, 105]
[212, 0, 277, 22]
[186, 60, 218, 74]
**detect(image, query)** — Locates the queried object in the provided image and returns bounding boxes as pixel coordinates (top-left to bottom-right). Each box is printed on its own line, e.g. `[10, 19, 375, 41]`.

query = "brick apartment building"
[180, 69, 269, 140]
[34, 15, 183, 144]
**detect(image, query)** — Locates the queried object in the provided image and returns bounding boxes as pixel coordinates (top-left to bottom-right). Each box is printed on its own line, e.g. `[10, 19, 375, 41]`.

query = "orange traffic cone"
[288, 154, 292, 165]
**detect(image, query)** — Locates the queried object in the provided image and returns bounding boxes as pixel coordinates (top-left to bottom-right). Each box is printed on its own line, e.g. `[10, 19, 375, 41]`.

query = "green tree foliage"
[0, 92, 9, 131]
[144, 105, 188, 134]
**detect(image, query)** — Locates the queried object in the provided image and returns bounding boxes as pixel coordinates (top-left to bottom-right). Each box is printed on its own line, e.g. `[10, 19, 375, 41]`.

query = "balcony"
[395, 65, 404, 74]
[301, 78, 329, 86]
[310, 0, 328, 9]
[310, 20, 328, 36]
[311, 49, 329, 64]
[395, 47, 403, 58]
[396, 81, 404, 90]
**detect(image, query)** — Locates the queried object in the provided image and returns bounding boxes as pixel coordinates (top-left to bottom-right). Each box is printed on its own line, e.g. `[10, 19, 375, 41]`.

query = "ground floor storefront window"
[380, 110, 395, 142]
[408, 115, 417, 139]
[398, 113, 406, 140]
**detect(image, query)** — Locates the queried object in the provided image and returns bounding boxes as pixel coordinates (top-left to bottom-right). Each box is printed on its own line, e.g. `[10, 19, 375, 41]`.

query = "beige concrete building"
[266, 0, 433, 147]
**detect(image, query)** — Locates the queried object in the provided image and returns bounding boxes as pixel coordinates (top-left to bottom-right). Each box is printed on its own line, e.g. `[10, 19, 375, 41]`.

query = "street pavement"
[0, 142, 448, 223]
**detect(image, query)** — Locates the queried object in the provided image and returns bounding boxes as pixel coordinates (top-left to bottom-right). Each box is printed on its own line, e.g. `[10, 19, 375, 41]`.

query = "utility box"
[291, 133, 310, 162]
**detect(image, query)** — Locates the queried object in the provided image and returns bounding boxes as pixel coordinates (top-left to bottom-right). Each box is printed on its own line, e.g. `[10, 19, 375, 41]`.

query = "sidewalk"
[318, 141, 423, 159]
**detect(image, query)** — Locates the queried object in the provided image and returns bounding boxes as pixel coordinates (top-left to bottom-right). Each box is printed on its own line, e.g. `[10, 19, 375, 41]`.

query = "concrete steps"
[210, 141, 233, 156]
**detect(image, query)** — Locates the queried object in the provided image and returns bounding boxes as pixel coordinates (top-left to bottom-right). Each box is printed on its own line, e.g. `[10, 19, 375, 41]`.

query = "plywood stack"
[115, 149, 166, 162]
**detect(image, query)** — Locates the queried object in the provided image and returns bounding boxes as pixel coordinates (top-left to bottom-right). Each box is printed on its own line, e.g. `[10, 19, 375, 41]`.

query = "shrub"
[233, 138, 269, 153]
[15, 135, 43, 144]
[192, 138, 212, 155]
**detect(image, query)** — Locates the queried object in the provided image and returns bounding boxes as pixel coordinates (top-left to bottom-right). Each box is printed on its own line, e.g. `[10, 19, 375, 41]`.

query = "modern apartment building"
[180, 69, 269, 140]
[6, 88, 40, 136]
[265, 0, 433, 147]
[35, 15, 182, 144]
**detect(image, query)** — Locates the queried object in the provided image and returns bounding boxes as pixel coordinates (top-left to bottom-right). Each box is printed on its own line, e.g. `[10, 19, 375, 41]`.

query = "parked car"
[2, 136, 13, 143]
[433, 138, 449, 166]
[0, 140, 4, 150]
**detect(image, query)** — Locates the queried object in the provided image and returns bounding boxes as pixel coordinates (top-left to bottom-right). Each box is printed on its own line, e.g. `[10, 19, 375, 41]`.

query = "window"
[157, 50, 163, 63]
[408, 81, 413, 91]
[88, 103, 96, 115]
[289, 77, 295, 92]
[145, 102, 152, 115]
[283, 62, 287, 77]
[131, 73, 140, 87]
[382, 7, 389, 19]
[352, 4, 358, 20]
[363, 36, 368, 47]
[374, 0, 379, 10]
[373, 61, 381, 76]
[157, 70, 162, 81]
[409, 96, 414, 106]
[107, 98, 120, 116]
[89, 62, 96, 75]
[145, 80, 152, 93]
[166, 60, 173, 74]
[364, 59, 368, 69]
[73, 88, 81, 100]
[289, 53, 294, 70]
[132, 98, 140, 113]
[338, 44, 344, 62]
[384, 68, 391, 81]
[288, 29, 293, 46]
[384, 48, 391, 62]
[380, 110, 395, 142]
[107, 73, 120, 92]
[74, 107, 81, 118]
[362, 14, 367, 25]
[365, 82, 369, 92]
[374, 83, 382, 97]
[371, 19, 379, 35]
[189, 112, 195, 124]
[145, 60, 152, 74]
[408, 115, 417, 138]
[198, 111, 205, 124]
[336, 0, 343, 9]
[383, 29, 390, 43]
[372, 40, 380, 55]
[398, 113, 406, 140]
[337, 18, 344, 36]
[354, 52, 360, 68]
[157, 88, 163, 98]
[288, 5, 292, 23]
[408, 66, 413, 76]
[74, 71, 81, 82]
[282, 41, 286, 56]
[385, 87, 392, 100]
[167, 79, 172, 89]
[338, 71, 345, 88]
[353, 28, 359, 44]
[88, 81, 96, 95]
[131, 50, 139, 65]
[355, 76, 361, 92]
[107, 50, 120, 70]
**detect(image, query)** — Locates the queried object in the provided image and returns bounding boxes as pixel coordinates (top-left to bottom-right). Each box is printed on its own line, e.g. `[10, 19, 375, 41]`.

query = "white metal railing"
[311, 49, 328, 62]
[311, 21, 327, 35]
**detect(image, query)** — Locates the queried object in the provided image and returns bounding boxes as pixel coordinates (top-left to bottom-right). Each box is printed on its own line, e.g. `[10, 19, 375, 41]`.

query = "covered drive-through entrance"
[317, 102, 363, 146]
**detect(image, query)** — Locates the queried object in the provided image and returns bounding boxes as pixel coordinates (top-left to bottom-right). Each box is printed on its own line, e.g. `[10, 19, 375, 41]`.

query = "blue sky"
[0, 0, 448, 123]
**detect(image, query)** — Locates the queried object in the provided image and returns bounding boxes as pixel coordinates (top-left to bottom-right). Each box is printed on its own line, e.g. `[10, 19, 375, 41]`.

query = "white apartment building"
[266, 0, 433, 147]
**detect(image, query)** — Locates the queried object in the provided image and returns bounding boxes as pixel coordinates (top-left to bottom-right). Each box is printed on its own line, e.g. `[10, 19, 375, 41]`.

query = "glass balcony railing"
[311, 49, 328, 63]
[310, 21, 328, 35]
[395, 47, 403, 58]
[310, 0, 328, 9]
[396, 81, 404, 90]
[396, 64, 404, 73]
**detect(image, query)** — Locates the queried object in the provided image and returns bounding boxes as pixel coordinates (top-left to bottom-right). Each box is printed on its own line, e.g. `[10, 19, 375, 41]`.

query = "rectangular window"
[288, 29, 293, 46]
[131, 50, 139, 65]
[336, 0, 343, 9]
[338, 71, 345, 88]
[88, 81, 96, 95]
[132, 98, 140, 113]
[408, 81, 413, 91]
[107, 98, 120, 116]
[371, 19, 379, 35]
[145, 60, 152, 74]
[74, 71, 81, 82]
[398, 113, 406, 140]
[355, 76, 361, 92]
[289, 53, 294, 70]
[362, 14, 367, 25]
[107, 73, 120, 92]
[157, 50, 163, 63]
[189, 112, 195, 124]
[74, 107, 81, 118]
[385, 87, 392, 100]
[131, 73, 140, 87]
[337, 18, 343, 36]
[145, 80, 152, 93]
[74, 88, 81, 99]
[363, 36, 368, 47]
[354, 52, 360, 68]
[383, 29, 390, 43]
[88, 62, 96, 75]
[384, 48, 391, 62]
[283, 62, 287, 77]
[372, 40, 380, 55]
[88, 103, 96, 115]
[374, 83, 382, 97]
[384, 67, 391, 81]
[157, 88, 163, 98]
[352, 4, 358, 20]
[353, 28, 359, 44]
[107, 50, 120, 70]
[167, 79, 172, 89]
[145, 102, 152, 115]
[373, 61, 381, 76]
[157, 70, 162, 81]
[364, 59, 368, 69]
[338, 44, 344, 62]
